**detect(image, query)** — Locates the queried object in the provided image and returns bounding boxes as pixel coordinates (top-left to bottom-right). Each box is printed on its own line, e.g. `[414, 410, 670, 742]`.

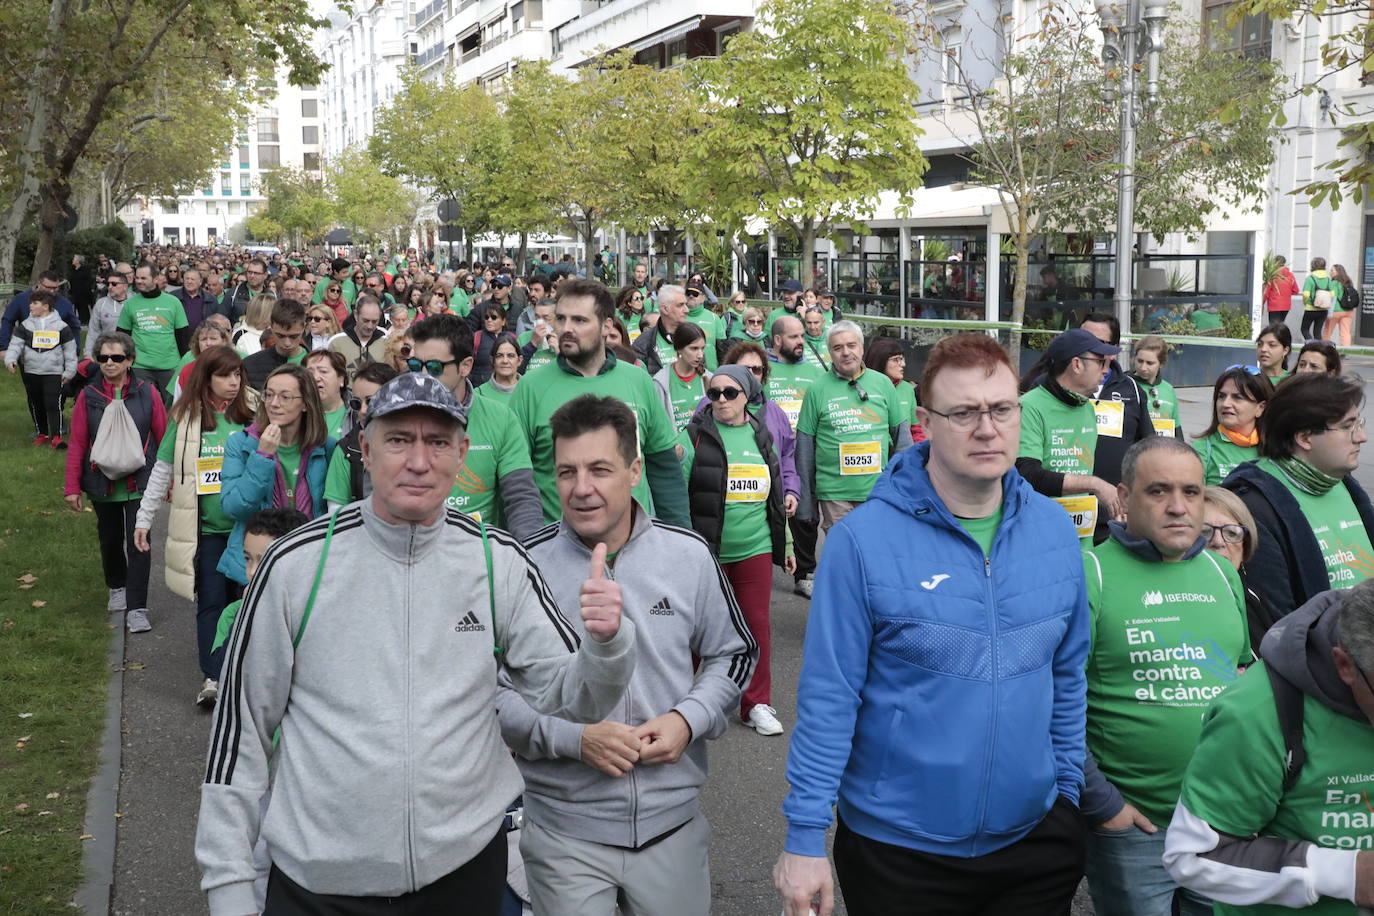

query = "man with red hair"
[775, 333, 1091, 916]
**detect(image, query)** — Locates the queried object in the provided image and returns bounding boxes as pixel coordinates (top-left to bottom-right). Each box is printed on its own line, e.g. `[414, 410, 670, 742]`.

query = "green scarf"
[1273, 455, 1342, 496]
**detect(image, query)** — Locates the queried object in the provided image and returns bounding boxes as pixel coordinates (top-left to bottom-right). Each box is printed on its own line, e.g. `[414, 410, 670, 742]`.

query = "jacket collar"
[555, 499, 653, 560]
[1107, 519, 1207, 562]
[556, 347, 618, 377]
[360, 492, 448, 563]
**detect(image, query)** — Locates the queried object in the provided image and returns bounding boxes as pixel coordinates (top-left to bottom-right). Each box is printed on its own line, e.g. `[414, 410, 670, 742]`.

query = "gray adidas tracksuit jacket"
[496, 504, 757, 848]
[195, 500, 638, 916]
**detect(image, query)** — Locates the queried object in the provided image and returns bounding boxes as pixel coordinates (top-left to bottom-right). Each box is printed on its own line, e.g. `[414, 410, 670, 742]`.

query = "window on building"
[511, 1, 524, 31]
[256, 117, 279, 142]
[636, 46, 660, 69]
[525, 0, 542, 24]
[238, 144, 250, 168]
[717, 24, 741, 53]
[301, 98, 318, 118]
[228, 201, 241, 215]
[240, 173, 251, 196]
[300, 83, 317, 92]
[303, 152, 321, 172]
[221, 172, 232, 195]
[303, 125, 319, 144]
[942, 25, 963, 94]
[160, 199, 178, 214]
[667, 38, 687, 67]
[1203, 0, 1271, 58]
[258, 145, 281, 167]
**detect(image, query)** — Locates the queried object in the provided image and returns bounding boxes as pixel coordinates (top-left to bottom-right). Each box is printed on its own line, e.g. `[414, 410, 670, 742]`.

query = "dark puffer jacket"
[684, 409, 786, 565]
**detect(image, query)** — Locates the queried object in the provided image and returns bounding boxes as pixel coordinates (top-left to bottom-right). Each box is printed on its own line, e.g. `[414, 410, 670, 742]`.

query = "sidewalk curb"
[73, 611, 125, 914]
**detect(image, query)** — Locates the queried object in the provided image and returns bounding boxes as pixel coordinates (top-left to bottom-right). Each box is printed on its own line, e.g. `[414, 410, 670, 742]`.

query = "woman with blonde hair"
[232, 293, 276, 356]
[305, 304, 341, 352]
[1203, 485, 1277, 654]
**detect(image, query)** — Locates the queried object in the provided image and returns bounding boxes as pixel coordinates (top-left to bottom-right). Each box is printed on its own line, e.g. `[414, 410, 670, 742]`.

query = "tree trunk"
[517, 231, 528, 275]
[31, 181, 70, 281]
[1007, 208, 1032, 362]
[661, 228, 680, 282]
[801, 223, 817, 292]
[582, 213, 595, 263]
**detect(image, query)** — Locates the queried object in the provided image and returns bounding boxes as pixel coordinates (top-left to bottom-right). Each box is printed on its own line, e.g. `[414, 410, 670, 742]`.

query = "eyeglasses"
[1323, 416, 1368, 439]
[1078, 354, 1107, 368]
[407, 356, 457, 376]
[1225, 364, 1262, 375]
[740, 364, 765, 377]
[707, 387, 744, 401]
[263, 391, 302, 404]
[745, 317, 764, 325]
[95, 353, 128, 364]
[348, 394, 372, 413]
[731, 299, 747, 306]
[686, 290, 702, 298]
[107, 278, 126, 285]
[926, 403, 1020, 429]
[308, 315, 328, 323]
[631, 294, 643, 300]
[1203, 523, 1247, 545]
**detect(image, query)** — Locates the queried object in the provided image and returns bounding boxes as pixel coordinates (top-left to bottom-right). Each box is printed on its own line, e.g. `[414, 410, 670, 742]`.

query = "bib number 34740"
[839, 441, 881, 476]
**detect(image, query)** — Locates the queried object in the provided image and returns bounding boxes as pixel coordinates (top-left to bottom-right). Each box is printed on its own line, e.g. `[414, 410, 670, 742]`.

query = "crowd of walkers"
[7, 241, 1374, 916]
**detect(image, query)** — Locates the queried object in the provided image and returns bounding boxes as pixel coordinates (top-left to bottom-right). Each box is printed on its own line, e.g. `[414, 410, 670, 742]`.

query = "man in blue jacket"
[0, 270, 80, 350]
[775, 332, 1091, 916]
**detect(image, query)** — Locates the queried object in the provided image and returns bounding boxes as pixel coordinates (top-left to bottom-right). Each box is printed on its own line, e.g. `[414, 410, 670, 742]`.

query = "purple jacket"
[693, 395, 801, 500]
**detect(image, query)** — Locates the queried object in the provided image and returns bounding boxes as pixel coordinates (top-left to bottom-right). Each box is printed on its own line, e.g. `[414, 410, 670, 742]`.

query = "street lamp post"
[1096, 0, 1168, 335]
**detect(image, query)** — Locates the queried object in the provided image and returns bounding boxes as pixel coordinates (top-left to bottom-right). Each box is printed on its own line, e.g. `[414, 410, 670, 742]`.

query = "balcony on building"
[551, 0, 750, 71]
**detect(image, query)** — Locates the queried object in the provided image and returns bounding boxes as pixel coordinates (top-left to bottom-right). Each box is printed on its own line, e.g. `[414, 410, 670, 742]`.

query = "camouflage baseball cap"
[364, 372, 469, 428]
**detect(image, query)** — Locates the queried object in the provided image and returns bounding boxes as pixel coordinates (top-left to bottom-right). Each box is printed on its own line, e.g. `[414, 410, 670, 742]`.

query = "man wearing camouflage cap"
[196, 372, 639, 916]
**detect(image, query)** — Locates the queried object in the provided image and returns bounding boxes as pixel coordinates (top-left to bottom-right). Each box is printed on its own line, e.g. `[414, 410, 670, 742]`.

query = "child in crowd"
[211, 507, 309, 655]
[5, 289, 77, 448]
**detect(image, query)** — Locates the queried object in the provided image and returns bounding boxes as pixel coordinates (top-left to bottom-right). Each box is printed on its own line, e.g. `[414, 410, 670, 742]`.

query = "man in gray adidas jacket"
[496, 393, 757, 915]
[196, 373, 638, 916]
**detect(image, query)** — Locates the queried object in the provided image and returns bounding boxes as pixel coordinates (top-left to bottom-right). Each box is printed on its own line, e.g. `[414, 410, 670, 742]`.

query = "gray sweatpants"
[520, 812, 710, 916]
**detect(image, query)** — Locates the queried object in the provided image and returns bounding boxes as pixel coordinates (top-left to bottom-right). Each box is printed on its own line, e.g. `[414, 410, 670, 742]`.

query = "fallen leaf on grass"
[17, 584, 33, 591]
[80, 834, 93, 840]
[15, 574, 36, 585]
[45, 793, 59, 799]
[17, 712, 32, 718]
[30, 600, 45, 608]
[13, 804, 27, 812]
[2, 620, 14, 628]
[37, 811, 51, 816]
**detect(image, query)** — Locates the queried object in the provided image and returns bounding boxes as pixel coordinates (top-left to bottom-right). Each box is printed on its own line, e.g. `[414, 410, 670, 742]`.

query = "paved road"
[109, 359, 1374, 915]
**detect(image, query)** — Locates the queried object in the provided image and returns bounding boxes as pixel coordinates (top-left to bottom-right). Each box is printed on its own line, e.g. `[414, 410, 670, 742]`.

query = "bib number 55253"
[839, 441, 881, 476]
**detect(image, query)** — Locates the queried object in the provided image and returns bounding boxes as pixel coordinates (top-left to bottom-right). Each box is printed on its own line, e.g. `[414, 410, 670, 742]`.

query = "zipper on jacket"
[626, 678, 639, 848]
[403, 523, 417, 889]
[973, 540, 999, 841]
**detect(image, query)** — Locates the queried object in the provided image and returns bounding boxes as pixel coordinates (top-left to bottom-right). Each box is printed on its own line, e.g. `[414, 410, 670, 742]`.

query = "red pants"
[722, 552, 773, 718]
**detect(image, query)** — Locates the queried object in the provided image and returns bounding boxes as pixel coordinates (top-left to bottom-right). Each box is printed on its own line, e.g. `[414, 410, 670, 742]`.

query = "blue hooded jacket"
[782, 442, 1090, 858]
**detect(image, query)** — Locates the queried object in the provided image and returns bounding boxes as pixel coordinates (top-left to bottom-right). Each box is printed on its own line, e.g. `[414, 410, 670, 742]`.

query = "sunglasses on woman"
[707, 387, 743, 401]
[95, 353, 129, 363]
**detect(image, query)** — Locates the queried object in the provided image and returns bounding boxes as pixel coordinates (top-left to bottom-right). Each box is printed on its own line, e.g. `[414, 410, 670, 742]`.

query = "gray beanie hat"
[713, 363, 761, 403]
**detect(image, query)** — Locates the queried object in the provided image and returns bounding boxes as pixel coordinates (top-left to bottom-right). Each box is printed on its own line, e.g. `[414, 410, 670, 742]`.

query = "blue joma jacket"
[781, 443, 1090, 858]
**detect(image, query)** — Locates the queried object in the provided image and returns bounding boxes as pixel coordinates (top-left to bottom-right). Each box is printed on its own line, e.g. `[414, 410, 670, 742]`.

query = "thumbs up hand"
[580, 543, 622, 643]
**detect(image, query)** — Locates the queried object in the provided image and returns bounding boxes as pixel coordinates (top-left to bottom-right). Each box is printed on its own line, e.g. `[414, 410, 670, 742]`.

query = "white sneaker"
[794, 577, 814, 598]
[747, 704, 784, 736]
[107, 587, 127, 611]
[196, 679, 219, 708]
[125, 608, 152, 633]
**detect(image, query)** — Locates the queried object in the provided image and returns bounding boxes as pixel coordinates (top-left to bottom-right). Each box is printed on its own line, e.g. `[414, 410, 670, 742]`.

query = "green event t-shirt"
[511, 355, 679, 522]
[277, 443, 302, 504]
[892, 379, 918, 427]
[1193, 431, 1258, 486]
[118, 292, 188, 370]
[954, 506, 1003, 558]
[766, 360, 822, 431]
[685, 308, 725, 371]
[313, 277, 358, 307]
[323, 443, 354, 507]
[449, 288, 472, 317]
[714, 419, 773, 563]
[517, 330, 556, 374]
[211, 598, 243, 653]
[474, 381, 514, 409]
[1083, 538, 1251, 826]
[324, 405, 348, 442]
[1261, 457, 1374, 590]
[663, 368, 706, 435]
[765, 306, 802, 335]
[155, 414, 243, 534]
[797, 367, 902, 502]
[1018, 385, 1097, 477]
[1138, 377, 1183, 437]
[444, 394, 533, 527]
[801, 335, 830, 372]
[1179, 662, 1374, 916]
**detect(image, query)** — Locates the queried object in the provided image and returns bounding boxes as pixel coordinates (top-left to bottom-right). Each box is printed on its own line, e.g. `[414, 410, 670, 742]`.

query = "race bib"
[726, 463, 770, 502]
[839, 440, 881, 476]
[1053, 494, 1098, 539]
[30, 330, 59, 350]
[1151, 417, 1177, 437]
[1093, 400, 1124, 438]
[778, 398, 802, 429]
[195, 457, 223, 495]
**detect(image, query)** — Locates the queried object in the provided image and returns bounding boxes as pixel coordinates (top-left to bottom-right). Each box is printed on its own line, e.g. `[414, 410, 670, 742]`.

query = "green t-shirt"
[517, 330, 556, 374]
[449, 288, 472, 316]
[1261, 458, 1374, 590]
[801, 335, 830, 372]
[155, 414, 243, 534]
[277, 443, 302, 504]
[212, 598, 243, 653]
[1019, 385, 1097, 477]
[1193, 431, 1258, 486]
[892, 379, 918, 427]
[765, 306, 802, 336]
[797, 368, 902, 502]
[474, 381, 514, 409]
[118, 293, 188, 370]
[444, 394, 533, 527]
[1179, 663, 1374, 916]
[1138, 377, 1182, 437]
[313, 277, 357, 307]
[713, 420, 773, 563]
[1082, 538, 1251, 825]
[324, 405, 348, 442]
[766, 360, 822, 431]
[954, 506, 1003, 557]
[651, 328, 676, 371]
[323, 442, 354, 507]
[511, 355, 679, 522]
[685, 307, 725, 371]
[663, 367, 706, 435]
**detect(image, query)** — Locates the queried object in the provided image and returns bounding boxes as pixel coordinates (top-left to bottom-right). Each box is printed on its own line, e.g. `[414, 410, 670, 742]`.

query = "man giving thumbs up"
[497, 394, 758, 916]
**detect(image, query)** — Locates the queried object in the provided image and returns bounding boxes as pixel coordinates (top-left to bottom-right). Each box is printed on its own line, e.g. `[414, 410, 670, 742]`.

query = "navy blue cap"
[1045, 328, 1120, 362]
